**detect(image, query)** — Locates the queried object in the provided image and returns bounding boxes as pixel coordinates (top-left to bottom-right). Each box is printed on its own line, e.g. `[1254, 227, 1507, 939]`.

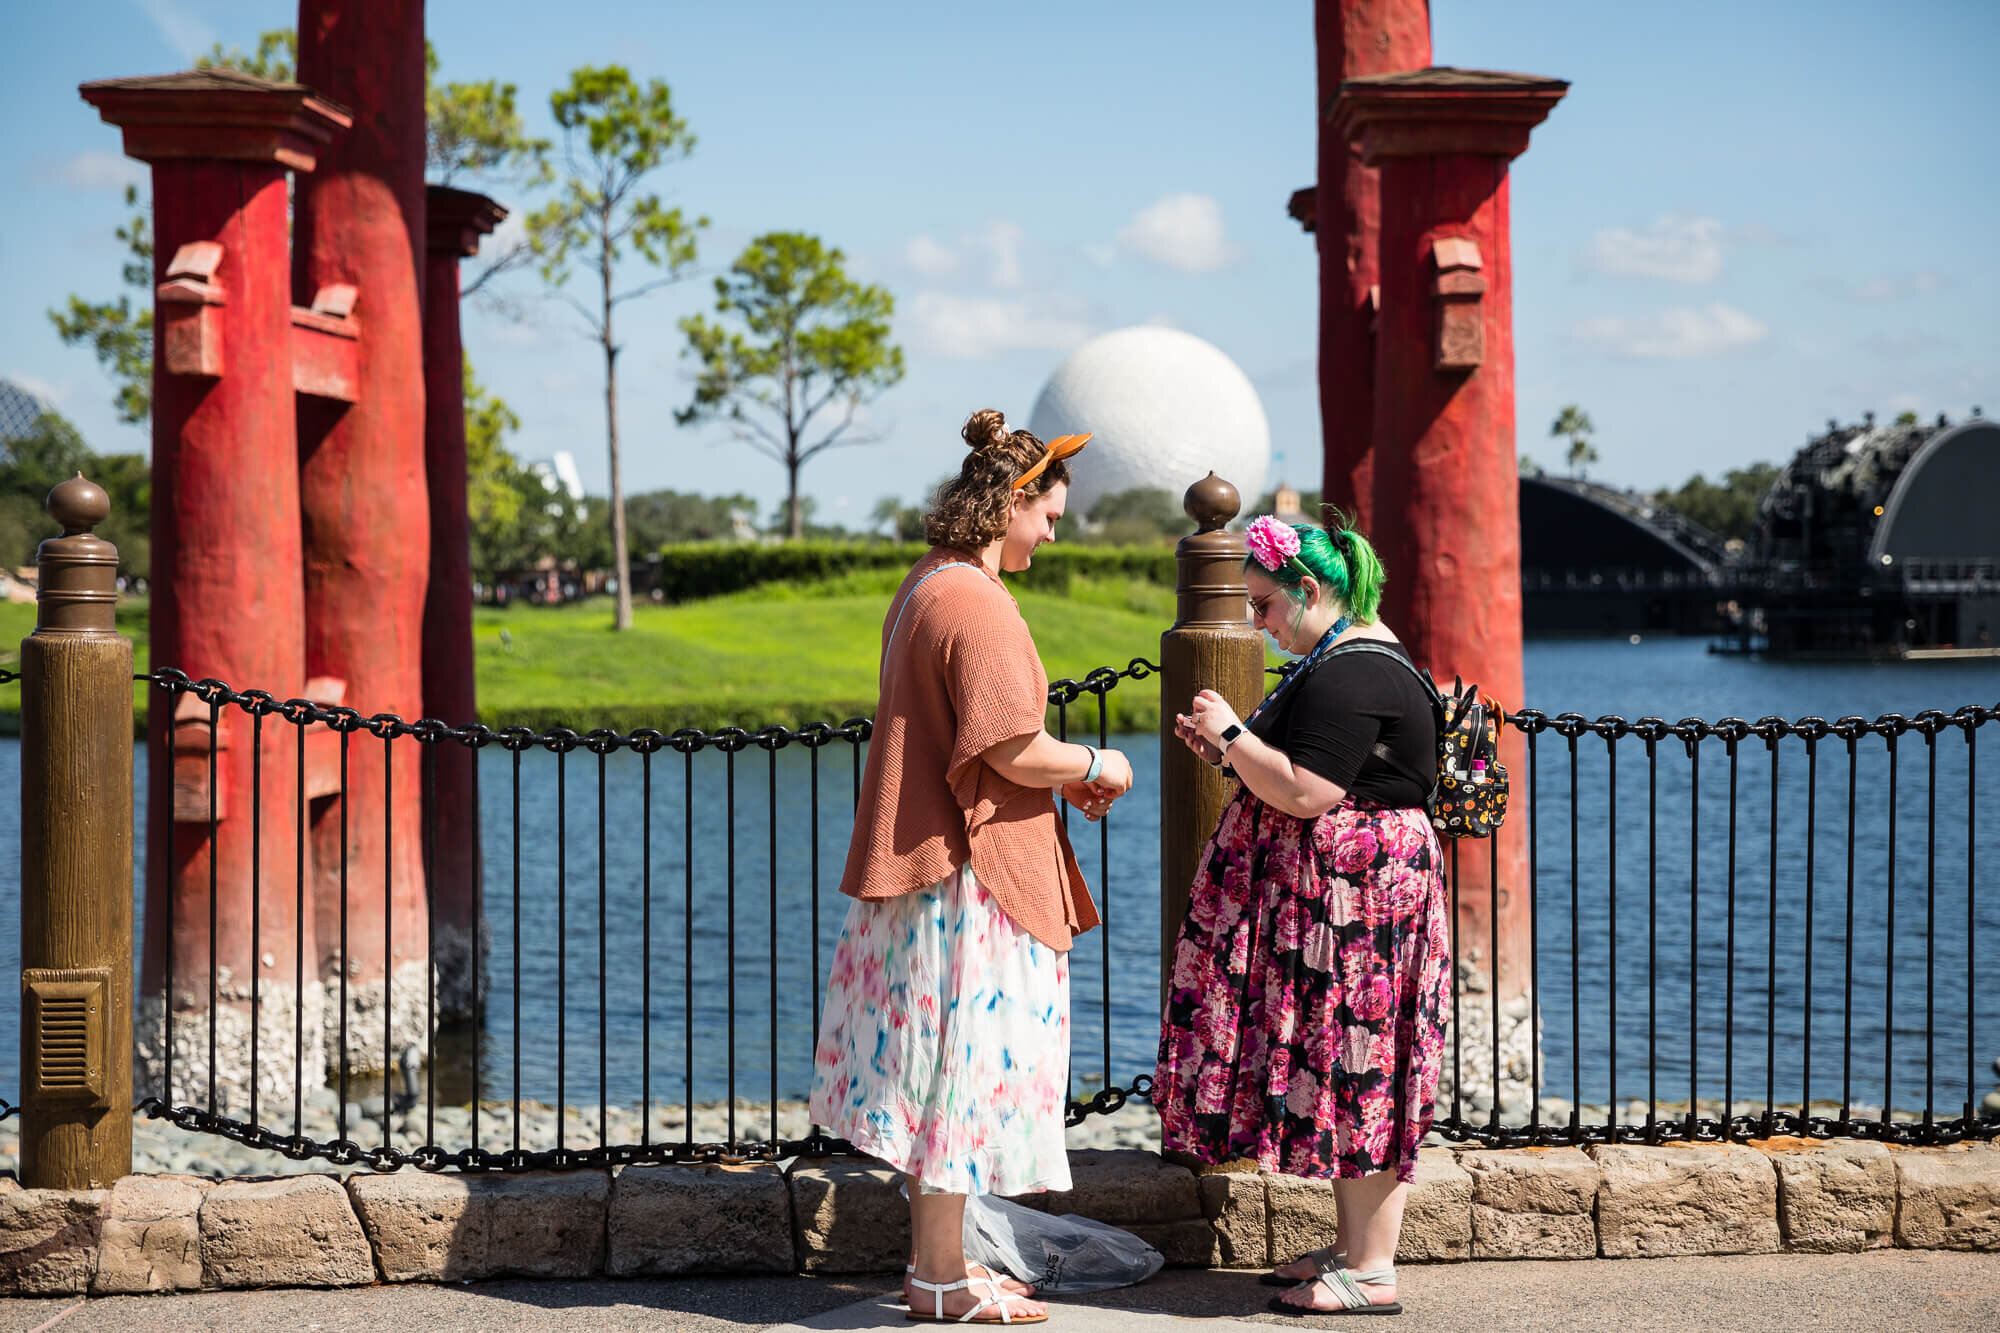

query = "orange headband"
[1010, 433, 1091, 490]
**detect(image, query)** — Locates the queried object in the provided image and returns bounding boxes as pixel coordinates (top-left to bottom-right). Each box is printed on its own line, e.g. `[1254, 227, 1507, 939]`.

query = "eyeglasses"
[1248, 591, 1279, 621]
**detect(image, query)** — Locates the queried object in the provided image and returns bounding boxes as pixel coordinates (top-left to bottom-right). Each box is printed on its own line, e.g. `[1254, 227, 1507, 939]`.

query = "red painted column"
[1335, 70, 1566, 1115]
[80, 73, 349, 1109]
[294, 0, 433, 1068]
[423, 186, 505, 1022]
[1313, 1, 1431, 527]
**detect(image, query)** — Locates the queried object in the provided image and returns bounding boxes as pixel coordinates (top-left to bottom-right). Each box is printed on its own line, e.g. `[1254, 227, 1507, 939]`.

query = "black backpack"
[1318, 641, 1509, 839]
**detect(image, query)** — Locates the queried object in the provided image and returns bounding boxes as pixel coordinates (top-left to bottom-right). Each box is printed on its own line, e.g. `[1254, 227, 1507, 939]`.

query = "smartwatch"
[1217, 723, 1244, 756]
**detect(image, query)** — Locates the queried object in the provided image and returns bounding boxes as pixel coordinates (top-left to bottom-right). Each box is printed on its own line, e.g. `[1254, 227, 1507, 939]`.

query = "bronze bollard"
[19, 473, 134, 1188]
[1158, 474, 1264, 1001]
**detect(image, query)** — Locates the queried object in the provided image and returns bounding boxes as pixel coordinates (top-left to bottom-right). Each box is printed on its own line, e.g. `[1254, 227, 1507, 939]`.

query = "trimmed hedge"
[650, 541, 1177, 602]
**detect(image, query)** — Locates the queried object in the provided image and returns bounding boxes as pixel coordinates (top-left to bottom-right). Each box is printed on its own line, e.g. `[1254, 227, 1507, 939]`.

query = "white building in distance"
[1027, 327, 1271, 522]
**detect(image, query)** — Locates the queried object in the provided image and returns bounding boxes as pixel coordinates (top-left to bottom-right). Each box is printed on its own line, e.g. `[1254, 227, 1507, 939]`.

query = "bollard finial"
[1184, 472, 1241, 533]
[48, 472, 111, 535]
[35, 473, 119, 636]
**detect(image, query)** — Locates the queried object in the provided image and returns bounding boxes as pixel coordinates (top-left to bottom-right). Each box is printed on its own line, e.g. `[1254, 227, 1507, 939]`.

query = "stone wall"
[2, 1140, 1995, 1295]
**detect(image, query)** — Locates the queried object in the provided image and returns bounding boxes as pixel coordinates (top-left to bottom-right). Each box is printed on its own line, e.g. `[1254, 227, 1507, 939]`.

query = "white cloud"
[1114, 193, 1243, 275]
[1844, 270, 1944, 303]
[900, 221, 1025, 289]
[904, 234, 960, 281]
[1582, 215, 1724, 284]
[1571, 303, 1770, 359]
[906, 291, 1093, 360]
[134, 0, 217, 62]
[44, 151, 145, 192]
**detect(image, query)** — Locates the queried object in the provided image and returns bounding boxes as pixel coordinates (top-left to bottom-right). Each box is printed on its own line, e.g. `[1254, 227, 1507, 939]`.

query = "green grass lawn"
[0, 571, 1242, 734]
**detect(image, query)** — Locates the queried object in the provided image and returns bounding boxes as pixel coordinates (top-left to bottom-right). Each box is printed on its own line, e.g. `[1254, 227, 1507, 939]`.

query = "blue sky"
[3, 0, 1994, 527]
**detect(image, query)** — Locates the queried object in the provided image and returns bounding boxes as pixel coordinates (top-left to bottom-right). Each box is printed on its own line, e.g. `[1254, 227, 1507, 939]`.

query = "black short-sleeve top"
[1245, 639, 1437, 809]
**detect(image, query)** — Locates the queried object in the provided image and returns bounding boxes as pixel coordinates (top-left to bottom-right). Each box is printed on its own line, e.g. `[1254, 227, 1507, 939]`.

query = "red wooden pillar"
[423, 186, 505, 1021]
[80, 72, 350, 1109]
[1335, 69, 1566, 1113]
[1313, 1, 1431, 527]
[294, 0, 433, 1068]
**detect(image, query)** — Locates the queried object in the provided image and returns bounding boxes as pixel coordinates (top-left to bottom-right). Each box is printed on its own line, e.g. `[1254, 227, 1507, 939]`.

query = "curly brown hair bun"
[923, 409, 1070, 549]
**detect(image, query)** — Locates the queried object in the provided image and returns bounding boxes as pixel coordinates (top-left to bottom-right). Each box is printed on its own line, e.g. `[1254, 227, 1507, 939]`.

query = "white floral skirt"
[809, 865, 1071, 1196]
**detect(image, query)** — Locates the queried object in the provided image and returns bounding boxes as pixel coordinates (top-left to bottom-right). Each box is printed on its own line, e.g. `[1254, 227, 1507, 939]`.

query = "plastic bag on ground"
[962, 1192, 1165, 1294]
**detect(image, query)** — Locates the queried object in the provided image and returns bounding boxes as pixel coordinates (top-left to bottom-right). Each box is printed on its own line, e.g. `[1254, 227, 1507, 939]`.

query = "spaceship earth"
[1026, 326, 1271, 522]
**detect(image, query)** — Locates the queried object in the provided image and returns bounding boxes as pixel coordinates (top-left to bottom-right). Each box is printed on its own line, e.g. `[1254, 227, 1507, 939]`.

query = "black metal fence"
[1460, 704, 1997, 1148]
[2, 666, 1996, 1172]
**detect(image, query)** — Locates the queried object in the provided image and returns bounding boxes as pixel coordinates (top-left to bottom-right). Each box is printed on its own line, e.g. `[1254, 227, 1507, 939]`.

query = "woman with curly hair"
[1155, 509, 1449, 1318]
[809, 410, 1134, 1325]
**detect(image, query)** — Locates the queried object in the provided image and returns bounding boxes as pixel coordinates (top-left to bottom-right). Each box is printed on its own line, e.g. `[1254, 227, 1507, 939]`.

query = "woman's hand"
[1189, 690, 1243, 749]
[1091, 748, 1134, 798]
[1173, 711, 1223, 766]
[1061, 781, 1114, 821]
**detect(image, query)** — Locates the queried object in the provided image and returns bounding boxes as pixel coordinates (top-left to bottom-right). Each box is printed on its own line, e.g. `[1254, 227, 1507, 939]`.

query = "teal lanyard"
[1246, 616, 1352, 725]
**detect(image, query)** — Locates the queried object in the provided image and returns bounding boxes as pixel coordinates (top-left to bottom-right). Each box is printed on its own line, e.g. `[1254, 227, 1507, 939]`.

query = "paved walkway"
[2, 1251, 1996, 1331]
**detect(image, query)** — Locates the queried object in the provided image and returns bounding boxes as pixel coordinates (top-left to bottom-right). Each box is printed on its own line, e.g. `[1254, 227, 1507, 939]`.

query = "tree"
[678, 232, 905, 541]
[47, 185, 152, 424]
[1894, 409, 1920, 427]
[1248, 486, 1324, 521]
[464, 358, 530, 583]
[1652, 463, 1780, 542]
[197, 29, 295, 80]
[0, 411, 152, 577]
[1551, 404, 1598, 478]
[1077, 487, 1183, 544]
[870, 495, 924, 542]
[625, 489, 758, 548]
[425, 45, 550, 306]
[528, 66, 705, 630]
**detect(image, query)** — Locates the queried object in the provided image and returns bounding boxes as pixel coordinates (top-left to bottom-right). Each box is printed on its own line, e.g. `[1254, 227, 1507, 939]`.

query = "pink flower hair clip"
[1244, 515, 1302, 573]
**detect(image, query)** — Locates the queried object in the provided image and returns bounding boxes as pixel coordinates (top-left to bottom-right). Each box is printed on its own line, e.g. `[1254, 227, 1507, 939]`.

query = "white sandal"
[908, 1262, 1036, 1297]
[1267, 1259, 1401, 1317]
[905, 1269, 1048, 1324]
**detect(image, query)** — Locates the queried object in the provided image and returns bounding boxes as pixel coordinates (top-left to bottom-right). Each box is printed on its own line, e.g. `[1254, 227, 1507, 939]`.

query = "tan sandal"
[1260, 1245, 1346, 1287]
[1268, 1261, 1402, 1317]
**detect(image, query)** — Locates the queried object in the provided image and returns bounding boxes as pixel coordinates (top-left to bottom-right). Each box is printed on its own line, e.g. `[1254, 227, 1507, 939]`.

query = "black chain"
[132, 662, 1163, 752]
[0, 668, 18, 685]
[1506, 703, 1998, 742]
[1433, 1110, 1998, 1149]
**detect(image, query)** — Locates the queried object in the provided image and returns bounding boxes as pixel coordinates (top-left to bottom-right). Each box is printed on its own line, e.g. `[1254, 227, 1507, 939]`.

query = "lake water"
[2, 638, 1997, 1120]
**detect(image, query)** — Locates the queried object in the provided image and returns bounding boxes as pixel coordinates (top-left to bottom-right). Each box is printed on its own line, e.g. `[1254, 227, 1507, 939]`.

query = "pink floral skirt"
[1154, 791, 1450, 1183]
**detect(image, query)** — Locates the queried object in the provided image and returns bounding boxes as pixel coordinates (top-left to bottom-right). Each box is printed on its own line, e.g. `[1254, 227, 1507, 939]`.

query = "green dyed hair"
[1247, 506, 1387, 624]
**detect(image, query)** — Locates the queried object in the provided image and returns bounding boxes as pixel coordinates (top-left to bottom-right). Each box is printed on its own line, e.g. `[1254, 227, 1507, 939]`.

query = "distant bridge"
[1519, 474, 1736, 635]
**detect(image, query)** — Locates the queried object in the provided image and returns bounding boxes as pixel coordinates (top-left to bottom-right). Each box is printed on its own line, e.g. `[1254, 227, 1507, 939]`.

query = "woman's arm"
[984, 730, 1134, 796]
[1189, 689, 1346, 819]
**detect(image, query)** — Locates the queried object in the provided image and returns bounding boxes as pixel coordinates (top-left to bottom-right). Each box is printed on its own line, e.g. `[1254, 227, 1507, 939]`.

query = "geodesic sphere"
[1026, 326, 1271, 523]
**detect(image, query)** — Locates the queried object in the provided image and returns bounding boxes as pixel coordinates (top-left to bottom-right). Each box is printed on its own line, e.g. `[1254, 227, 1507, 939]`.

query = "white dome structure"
[1027, 327, 1271, 522]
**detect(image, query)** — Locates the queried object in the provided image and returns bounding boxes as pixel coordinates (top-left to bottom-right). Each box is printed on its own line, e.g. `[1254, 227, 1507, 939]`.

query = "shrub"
[652, 542, 1176, 602]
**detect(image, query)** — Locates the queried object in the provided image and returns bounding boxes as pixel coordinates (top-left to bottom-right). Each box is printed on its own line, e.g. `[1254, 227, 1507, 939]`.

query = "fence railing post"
[19, 473, 134, 1189]
[1159, 473, 1264, 998]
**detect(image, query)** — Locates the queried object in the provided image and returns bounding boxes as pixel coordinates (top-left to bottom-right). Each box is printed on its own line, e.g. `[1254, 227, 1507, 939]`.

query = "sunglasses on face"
[1248, 591, 1281, 620]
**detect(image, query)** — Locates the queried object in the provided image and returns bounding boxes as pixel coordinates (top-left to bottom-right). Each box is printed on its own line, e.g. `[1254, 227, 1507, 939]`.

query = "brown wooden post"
[1159, 474, 1266, 993]
[19, 474, 134, 1189]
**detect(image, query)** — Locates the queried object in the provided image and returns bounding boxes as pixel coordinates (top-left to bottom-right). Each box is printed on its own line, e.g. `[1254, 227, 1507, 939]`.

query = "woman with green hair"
[1155, 508, 1451, 1318]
